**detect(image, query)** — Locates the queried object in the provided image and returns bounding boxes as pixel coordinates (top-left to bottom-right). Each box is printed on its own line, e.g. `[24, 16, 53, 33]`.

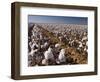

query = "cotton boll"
[58, 49, 66, 63]
[42, 59, 47, 65]
[44, 47, 54, 60]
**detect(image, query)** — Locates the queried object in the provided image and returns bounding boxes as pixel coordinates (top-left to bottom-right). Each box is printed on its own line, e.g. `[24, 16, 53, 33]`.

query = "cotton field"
[28, 23, 88, 66]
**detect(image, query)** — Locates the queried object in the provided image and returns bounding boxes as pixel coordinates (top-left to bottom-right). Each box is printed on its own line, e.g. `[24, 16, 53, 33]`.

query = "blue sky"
[28, 15, 87, 25]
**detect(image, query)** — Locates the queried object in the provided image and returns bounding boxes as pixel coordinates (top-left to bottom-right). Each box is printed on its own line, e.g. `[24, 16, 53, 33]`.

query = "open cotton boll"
[44, 47, 54, 60]
[29, 49, 38, 57]
[58, 49, 66, 63]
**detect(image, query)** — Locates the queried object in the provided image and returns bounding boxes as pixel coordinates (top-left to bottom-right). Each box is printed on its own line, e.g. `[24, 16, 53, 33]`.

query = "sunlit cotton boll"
[44, 47, 54, 60]
[58, 49, 66, 63]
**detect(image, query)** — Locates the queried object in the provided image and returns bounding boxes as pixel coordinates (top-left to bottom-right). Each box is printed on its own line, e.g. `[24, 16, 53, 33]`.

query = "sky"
[28, 15, 87, 25]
